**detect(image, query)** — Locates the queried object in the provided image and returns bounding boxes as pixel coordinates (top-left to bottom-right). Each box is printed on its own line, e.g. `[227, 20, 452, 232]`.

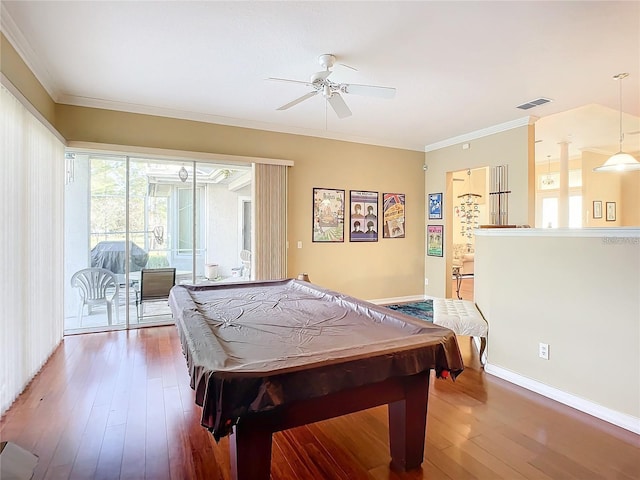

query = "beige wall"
[0, 33, 56, 125]
[475, 228, 640, 423]
[55, 106, 426, 300]
[424, 124, 535, 297]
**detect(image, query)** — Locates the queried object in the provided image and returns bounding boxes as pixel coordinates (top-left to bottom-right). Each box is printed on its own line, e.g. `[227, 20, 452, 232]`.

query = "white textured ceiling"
[2, 1, 639, 159]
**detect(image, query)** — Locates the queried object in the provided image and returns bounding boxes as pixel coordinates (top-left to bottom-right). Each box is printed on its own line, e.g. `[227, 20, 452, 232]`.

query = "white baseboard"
[485, 363, 640, 435]
[367, 294, 425, 306]
[361, 299, 639, 435]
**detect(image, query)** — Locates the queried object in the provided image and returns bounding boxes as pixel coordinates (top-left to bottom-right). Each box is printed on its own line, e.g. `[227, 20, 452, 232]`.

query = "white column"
[558, 142, 570, 227]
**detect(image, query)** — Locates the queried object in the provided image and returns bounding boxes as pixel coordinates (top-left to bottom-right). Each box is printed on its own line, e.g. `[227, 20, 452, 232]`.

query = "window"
[177, 187, 199, 254]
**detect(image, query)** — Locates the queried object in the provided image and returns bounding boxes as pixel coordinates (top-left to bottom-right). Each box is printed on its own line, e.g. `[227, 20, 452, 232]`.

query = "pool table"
[169, 279, 464, 480]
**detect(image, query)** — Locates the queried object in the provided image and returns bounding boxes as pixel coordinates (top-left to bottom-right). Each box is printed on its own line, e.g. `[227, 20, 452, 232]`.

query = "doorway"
[64, 151, 252, 334]
[448, 166, 489, 300]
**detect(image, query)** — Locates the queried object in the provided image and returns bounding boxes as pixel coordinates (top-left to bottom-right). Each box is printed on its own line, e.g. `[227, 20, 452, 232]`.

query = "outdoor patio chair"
[135, 267, 176, 321]
[70, 267, 119, 325]
[240, 249, 251, 279]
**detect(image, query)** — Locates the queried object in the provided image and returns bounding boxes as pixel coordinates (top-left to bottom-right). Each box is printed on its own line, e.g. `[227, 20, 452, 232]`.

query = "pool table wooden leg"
[387, 371, 431, 471]
[229, 418, 272, 480]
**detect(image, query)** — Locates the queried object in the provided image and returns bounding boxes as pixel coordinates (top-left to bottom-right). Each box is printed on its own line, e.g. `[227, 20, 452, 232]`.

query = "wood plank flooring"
[1, 325, 638, 479]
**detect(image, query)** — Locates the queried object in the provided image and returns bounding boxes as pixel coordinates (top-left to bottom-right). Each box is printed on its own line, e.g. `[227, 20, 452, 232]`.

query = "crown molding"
[0, 3, 60, 100]
[58, 93, 425, 152]
[425, 116, 538, 152]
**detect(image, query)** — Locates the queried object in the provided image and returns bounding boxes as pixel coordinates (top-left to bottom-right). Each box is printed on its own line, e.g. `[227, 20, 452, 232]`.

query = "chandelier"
[457, 170, 481, 252]
[542, 155, 555, 186]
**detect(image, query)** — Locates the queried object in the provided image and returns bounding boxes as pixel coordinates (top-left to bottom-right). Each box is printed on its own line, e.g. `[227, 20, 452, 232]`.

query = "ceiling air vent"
[516, 97, 553, 110]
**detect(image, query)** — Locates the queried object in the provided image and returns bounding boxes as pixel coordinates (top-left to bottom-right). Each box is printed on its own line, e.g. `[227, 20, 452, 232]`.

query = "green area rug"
[385, 300, 433, 322]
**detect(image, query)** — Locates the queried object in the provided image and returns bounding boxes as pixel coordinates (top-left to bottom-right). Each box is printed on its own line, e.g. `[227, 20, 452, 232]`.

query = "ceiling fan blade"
[267, 77, 313, 87]
[344, 83, 396, 99]
[327, 93, 352, 119]
[277, 91, 319, 111]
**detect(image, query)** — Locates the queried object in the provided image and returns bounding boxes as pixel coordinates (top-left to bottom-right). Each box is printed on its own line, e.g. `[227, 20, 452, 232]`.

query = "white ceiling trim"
[0, 3, 59, 100]
[425, 116, 537, 153]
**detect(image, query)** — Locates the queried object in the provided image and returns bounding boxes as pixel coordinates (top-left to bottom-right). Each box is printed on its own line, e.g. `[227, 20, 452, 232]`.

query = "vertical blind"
[253, 163, 288, 280]
[0, 85, 65, 414]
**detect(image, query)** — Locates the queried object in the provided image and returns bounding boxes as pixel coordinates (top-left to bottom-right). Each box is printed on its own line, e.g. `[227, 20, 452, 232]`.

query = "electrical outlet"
[539, 342, 549, 360]
[424, 278, 429, 286]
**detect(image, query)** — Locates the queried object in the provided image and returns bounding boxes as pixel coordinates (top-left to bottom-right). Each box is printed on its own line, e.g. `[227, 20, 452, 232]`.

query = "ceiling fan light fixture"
[270, 54, 396, 119]
[594, 73, 640, 172]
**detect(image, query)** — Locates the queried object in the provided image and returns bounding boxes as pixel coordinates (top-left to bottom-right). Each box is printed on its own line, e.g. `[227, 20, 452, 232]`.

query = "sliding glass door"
[64, 152, 252, 334]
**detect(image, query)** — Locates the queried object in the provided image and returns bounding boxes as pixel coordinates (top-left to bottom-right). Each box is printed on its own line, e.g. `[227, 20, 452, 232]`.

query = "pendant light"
[594, 73, 640, 172]
[542, 155, 555, 186]
[178, 165, 189, 182]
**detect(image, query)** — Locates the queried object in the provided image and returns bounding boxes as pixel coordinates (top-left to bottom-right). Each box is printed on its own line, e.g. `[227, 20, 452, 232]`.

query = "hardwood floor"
[452, 277, 474, 301]
[1, 325, 638, 479]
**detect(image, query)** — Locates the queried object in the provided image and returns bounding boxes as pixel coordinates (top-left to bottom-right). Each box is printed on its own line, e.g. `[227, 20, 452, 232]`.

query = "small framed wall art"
[349, 190, 378, 242]
[427, 225, 443, 257]
[428, 192, 442, 220]
[312, 188, 345, 242]
[382, 193, 405, 238]
[593, 200, 602, 219]
[606, 202, 616, 222]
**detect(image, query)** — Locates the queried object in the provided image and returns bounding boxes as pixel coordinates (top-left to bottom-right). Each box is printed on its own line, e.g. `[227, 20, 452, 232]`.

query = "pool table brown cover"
[169, 279, 464, 440]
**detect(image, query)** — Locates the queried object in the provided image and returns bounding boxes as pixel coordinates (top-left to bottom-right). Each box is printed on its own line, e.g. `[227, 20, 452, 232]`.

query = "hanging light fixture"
[178, 165, 189, 182]
[594, 73, 640, 172]
[542, 155, 555, 186]
[457, 169, 481, 253]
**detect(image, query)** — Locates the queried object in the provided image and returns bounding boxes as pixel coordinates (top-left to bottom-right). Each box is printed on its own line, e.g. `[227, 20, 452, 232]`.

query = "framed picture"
[313, 188, 345, 242]
[593, 200, 602, 219]
[382, 193, 405, 238]
[427, 225, 443, 257]
[606, 202, 616, 222]
[350, 190, 378, 242]
[428, 192, 442, 220]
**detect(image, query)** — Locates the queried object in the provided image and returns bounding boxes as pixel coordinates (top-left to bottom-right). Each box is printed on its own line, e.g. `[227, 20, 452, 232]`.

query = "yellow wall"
[620, 170, 640, 225]
[0, 33, 56, 125]
[582, 151, 640, 227]
[55, 105, 426, 300]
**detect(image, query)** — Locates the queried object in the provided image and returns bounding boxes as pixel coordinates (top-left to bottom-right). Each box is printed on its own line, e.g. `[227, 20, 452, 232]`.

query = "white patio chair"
[70, 267, 119, 325]
[240, 250, 251, 279]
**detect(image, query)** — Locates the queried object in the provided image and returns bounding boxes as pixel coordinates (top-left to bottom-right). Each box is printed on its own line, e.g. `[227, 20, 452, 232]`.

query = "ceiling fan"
[267, 54, 396, 119]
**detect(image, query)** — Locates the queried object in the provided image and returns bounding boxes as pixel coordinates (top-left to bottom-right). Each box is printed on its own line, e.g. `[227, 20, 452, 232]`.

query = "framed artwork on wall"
[593, 201, 602, 219]
[312, 188, 345, 242]
[606, 202, 616, 222]
[349, 190, 378, 242]
[427, 225, 443, 257]
[382, 193, 405, 238]
[428, 192, 442, 220]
